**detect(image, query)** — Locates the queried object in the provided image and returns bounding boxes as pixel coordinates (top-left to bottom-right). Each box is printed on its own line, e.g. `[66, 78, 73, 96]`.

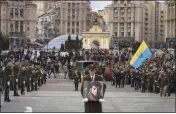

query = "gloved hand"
[99, 99, 104, 102]
[82, 98, 88, 102]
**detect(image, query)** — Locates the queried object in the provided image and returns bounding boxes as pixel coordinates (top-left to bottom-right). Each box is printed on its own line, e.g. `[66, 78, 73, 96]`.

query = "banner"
[83, 81, 104, 101]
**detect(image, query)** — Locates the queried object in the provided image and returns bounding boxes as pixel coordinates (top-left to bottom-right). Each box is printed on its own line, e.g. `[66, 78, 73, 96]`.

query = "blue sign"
[12, 41, 16, 46]
[112, 44, 118, 48]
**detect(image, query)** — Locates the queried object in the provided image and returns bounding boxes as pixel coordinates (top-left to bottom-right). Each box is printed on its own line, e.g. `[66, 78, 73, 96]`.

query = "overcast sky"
[90, 1, 112, 12]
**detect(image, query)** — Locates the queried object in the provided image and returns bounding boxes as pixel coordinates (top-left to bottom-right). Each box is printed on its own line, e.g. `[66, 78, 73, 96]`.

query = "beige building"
[37, 9, 56, 39]
[0, 1, 37, 43]
[32, 1, 45, 17]
[82, 24, 110, 49]
[154, 1, 165, 42]
[164, 1, 176, 41]
[36, 1, 91, 38]
[107, 1, 157, 46]
[54, 1, 91, 36]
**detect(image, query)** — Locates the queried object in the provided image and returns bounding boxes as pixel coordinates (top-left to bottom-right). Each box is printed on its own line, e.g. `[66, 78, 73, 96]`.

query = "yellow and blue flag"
[130, 40, 152, 68]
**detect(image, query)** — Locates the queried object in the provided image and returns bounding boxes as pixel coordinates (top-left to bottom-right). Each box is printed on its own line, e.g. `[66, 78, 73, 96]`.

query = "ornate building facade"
[82, 23, 110, 49]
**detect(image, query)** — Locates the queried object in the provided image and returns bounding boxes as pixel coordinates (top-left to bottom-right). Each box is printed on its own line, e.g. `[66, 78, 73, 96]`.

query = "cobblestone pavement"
[0, 72, 175, 112]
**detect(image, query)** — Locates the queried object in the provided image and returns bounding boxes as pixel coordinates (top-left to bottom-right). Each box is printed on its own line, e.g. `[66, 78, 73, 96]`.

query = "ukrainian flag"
[130, 40, 152, 68]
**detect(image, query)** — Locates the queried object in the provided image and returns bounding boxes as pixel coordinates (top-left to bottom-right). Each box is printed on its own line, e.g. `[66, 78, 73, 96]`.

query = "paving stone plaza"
[1, 72, 175, 112]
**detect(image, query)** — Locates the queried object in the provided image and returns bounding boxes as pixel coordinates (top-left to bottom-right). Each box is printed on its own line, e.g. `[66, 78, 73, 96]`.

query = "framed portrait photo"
[83, 81, 104, 101]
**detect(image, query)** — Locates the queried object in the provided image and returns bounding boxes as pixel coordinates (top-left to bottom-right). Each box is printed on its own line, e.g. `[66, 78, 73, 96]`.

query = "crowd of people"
[0, 48, 175, 106]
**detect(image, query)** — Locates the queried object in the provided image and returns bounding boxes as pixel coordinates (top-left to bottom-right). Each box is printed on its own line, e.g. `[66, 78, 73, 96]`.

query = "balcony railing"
[9, 32, 26, 38]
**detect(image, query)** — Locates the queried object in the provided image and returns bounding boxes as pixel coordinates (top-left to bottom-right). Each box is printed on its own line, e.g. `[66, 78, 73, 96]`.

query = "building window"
[10, 8, 13, 17]
[68, 22, 70, 26]
[145, 13, 148, 16]
[15, 21, 18, 31]
[72, 22, 75, 26]
[76, 22, 79, 26]
[68, 3, 71, 8]
[68, 16, 70, 20]
[76, 3, 80, 7]
[10, 24, 13, 32]
[115, 32, 117, 36]
[15, 8, 18, 16]
[20, 21, 23, 32]
[128, 32, 131, 36]
[76, 29, 79, 33]
[20, 9, 24, 17]
[72, 29, 75, 34]
[72, 15, 75, 19]
[72, 3, 75, 7]
[121, 32, 124, 36]
[27, 27, 29, 31]
[145, 18, 148, 21]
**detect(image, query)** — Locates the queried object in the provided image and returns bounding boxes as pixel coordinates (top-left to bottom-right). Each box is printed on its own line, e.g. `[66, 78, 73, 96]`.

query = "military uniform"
[134, 71, 140, 90]
[148, 72, 153, 93]
[141, 72, 147, 93]
[73, 70, 80, 91]
[20, 67, 26, 95]
[31, 70, 36, 91]
[26, 66, 32, 92]
[120, 70, 125, 88]
[4, 65, 12, 102]
[35, 67, 42, 87]
[131, 71, 135, 87]
[34, 69, 39, 91]
[13, 64, 20, 96]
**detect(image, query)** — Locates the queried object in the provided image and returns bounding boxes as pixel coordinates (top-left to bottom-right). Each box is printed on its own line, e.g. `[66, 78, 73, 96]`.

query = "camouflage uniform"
[4, 65, 12, 102]
[13, 63, 20, 96]
[20, 67, 26, 95]
[26, 66, 32, 92]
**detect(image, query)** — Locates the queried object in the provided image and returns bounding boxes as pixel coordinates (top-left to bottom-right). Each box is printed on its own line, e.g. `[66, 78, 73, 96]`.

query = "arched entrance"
[91, 40, 99, 49]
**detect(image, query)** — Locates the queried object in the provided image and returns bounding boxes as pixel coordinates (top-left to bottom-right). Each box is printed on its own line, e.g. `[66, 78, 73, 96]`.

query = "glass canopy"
[43, 35, 82, 49]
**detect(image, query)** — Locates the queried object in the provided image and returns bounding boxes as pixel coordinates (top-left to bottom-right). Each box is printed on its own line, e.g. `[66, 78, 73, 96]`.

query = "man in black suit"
[81, 64, 106, 113]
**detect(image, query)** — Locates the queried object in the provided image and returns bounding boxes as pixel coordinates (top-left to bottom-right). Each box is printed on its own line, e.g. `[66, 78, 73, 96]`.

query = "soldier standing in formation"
[73, 69, 80, 91]
[4, 64, 12, 102]
[13, 62, 20, 96]
[20, 66, 26, 95]
[26, 66, 32, 92]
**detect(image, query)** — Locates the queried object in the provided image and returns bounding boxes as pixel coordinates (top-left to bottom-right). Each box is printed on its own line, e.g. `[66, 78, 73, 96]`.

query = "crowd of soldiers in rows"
[0, 48, 175, 105]
[102, 55, 175, 97]
[70, 49, 175, 97]
[0, 50, 49, 103]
